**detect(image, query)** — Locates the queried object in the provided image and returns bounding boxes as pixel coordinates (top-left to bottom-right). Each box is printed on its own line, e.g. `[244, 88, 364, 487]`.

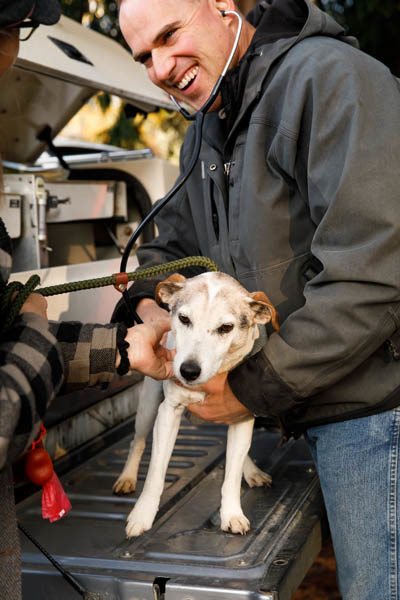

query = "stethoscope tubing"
[118, 11, 243, 322]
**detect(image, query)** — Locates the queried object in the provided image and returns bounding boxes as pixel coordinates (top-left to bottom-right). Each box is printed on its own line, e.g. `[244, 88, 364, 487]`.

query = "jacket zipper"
[224, 161, 232, 177]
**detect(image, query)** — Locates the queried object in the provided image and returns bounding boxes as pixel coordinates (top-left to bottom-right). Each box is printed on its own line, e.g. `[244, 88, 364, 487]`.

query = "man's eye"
[179, 314, 191, 326]
[164, 29, 176, 41]
[139, 53, 151, 65]
[217, 324, 234, 334]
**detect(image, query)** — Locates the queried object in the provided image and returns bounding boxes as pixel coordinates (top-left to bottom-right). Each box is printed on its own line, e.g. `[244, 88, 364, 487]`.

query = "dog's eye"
[179, 314, 191, 326]
[217, 323, 234, 334]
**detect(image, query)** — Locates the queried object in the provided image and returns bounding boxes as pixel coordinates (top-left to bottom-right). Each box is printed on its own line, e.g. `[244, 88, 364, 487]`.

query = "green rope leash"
[1, 256, 219, 333]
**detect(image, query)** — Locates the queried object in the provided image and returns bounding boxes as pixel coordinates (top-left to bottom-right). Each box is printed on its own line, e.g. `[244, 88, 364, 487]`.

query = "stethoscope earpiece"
[168, 10, 243, 120]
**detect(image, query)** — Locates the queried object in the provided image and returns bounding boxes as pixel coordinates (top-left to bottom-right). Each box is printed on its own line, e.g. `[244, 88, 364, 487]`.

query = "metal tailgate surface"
[17, 422, 325, 600]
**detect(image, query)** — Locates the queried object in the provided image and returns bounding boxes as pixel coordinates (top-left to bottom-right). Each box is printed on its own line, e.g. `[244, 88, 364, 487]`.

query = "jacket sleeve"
[229, 41, 400, 416]
[0, 313, 64, 469]
[49, 321, 121, 392]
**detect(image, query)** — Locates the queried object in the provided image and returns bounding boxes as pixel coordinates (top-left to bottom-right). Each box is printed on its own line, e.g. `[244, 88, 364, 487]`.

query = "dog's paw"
[113, 475, 137, 495]
[244, 467, 272, 488]
[221, 513, 250, 535]
[125, 503, 157, 538]
[126, 517, 151, 538]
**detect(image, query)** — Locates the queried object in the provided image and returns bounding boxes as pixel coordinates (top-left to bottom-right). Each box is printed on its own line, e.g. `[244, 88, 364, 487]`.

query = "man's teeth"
[177, 66, 199, 90]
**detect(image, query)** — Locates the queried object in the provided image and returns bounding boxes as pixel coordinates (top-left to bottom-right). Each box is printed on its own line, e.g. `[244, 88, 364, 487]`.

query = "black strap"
[18, 522, 106, 599]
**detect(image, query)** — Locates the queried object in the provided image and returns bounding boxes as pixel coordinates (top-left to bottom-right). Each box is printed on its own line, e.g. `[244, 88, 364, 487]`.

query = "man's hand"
[185, 372, 253, 424]
[136, 297, 170, 328]
[122, 320, 175, 380]
[19, 292, 48, 321]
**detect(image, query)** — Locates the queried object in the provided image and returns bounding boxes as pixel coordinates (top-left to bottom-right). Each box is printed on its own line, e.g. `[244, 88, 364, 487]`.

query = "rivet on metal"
[273, 558, 289, 566]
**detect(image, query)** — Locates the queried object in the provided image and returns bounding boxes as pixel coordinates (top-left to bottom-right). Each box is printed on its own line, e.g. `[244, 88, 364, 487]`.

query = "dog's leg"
[113, 377, 163, 495]
[220, 417, 255, 535]
[243, 455, 272, 488]
[125, 397, 185, 537]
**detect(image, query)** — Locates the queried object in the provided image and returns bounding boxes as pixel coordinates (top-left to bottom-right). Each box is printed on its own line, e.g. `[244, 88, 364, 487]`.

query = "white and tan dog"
[113, 271, 279, 537]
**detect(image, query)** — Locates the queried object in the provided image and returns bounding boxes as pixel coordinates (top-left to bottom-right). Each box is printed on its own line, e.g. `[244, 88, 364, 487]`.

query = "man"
[0, 3, 174, 597]
[116, 0, 400, 598]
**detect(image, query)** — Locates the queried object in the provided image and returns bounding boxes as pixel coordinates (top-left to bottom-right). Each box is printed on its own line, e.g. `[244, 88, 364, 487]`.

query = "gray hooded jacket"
[122, 0, 400, 437]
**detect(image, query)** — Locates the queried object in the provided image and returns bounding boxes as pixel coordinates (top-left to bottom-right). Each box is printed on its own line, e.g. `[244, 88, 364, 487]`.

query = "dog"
[113, 271, 279, 537]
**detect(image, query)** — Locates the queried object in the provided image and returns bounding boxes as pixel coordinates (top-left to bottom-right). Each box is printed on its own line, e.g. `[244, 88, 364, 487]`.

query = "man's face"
[119, 0, 238, 112]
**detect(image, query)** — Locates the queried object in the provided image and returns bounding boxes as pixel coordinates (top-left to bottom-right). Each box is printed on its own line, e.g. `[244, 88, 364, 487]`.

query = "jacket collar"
[201, 0, 357, 150]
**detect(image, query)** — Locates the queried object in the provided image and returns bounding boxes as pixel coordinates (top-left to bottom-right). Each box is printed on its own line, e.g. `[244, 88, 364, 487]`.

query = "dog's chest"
[163, 380, 205, 409]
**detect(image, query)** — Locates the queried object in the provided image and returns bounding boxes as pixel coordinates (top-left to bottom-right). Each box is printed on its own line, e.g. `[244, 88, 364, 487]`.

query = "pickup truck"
[2, 13, 327, 600]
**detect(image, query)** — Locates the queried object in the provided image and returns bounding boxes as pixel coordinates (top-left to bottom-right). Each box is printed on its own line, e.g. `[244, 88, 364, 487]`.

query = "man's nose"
[151, 48, 175, 83]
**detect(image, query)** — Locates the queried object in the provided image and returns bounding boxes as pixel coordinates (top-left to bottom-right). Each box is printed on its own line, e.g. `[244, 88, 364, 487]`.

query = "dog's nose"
[180, 360, 201, 382]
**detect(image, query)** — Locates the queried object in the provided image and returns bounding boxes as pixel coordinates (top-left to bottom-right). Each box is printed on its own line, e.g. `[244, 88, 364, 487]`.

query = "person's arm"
[0, 294, 64, 469]
[190, 41, 400, 423]
[123, 321, 175, 380]
[49, 320, 120, 392]
[50, 317, 175, 393]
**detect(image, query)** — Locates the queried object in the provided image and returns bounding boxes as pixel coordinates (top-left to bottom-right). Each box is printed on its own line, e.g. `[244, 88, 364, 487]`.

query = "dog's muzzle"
[180, 360, 201, 382]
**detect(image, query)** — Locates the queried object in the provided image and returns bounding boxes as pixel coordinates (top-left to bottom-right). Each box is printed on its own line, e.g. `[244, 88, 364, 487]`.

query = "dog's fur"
[113, 271, 279, 537]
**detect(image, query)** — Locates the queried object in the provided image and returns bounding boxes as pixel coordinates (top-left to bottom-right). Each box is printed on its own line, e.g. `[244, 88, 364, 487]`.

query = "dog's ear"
[248, 291, 280, 332]
[155, 273, 186, 306]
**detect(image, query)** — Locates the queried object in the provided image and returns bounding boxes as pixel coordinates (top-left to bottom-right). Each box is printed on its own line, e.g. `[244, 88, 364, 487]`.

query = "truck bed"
[17, 410, 326, 600]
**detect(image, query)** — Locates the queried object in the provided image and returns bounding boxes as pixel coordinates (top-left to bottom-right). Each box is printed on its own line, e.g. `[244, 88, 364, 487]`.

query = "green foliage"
[97, 92, 111, 113]
[320, 0, 400, 75]
[101, 107, 143, 149]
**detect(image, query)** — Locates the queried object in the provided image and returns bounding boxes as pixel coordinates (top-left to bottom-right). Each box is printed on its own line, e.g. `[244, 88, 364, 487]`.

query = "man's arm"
[193, 42, 400, 423]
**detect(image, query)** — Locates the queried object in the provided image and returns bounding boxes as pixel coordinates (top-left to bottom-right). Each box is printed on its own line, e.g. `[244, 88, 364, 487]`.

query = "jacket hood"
[247, 0, 353, 44]
[218, 0, 358, 136]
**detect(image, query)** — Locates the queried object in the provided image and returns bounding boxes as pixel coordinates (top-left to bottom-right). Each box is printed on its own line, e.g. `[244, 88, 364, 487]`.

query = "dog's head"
[156, 272, 279, 386]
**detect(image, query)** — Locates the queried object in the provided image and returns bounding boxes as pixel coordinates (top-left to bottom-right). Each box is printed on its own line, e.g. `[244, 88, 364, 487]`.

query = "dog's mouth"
[175, 374, 202, 387]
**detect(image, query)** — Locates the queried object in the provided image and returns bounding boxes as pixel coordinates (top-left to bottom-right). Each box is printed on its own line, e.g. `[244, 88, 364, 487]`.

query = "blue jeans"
[305, 408, 400, 600]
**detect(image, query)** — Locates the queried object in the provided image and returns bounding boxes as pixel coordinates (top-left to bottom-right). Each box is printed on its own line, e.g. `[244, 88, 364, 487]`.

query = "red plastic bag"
[24, 424, 72, 522]
[42, 472, 72, 522]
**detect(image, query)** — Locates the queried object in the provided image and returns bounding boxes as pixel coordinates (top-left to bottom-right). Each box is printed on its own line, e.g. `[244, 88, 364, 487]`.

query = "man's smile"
[176, 65, 199, 91]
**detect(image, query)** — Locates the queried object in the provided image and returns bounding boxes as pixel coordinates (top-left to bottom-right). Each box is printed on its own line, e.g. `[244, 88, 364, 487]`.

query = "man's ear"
[248, 291, 280, 332]
[214, 0, 236, 16]
[155, 273, 186, 306]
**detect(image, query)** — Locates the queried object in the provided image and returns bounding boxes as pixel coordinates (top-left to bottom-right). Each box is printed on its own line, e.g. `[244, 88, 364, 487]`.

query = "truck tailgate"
[17, 421, 325, 600]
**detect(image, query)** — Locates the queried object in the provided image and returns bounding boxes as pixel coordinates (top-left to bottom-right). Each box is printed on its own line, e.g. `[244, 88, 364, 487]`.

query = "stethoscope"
[119, 10, 243, 322]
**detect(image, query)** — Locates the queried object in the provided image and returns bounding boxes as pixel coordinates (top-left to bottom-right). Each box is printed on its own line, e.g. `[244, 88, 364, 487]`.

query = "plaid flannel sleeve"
[49, 321, 120, 392]
[0, 318, 121, 469]
[0, 313, 64, 469]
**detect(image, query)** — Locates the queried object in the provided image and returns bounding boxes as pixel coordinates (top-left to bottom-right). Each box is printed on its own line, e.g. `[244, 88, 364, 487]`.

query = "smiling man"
[115, 1, 400, 598]
[119, 0, 255, 112]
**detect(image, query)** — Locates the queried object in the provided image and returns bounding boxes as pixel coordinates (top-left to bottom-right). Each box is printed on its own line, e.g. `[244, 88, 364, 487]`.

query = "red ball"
[25, 447, 54, 485]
